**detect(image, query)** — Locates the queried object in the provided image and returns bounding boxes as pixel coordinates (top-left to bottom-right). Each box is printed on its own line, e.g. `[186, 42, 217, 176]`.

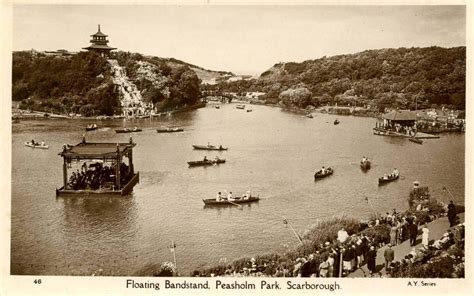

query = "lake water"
[11, 104, 465, 275]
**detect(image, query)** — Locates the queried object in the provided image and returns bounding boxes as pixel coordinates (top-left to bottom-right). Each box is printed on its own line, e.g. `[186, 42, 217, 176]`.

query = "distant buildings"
[82, 24, 117, 56]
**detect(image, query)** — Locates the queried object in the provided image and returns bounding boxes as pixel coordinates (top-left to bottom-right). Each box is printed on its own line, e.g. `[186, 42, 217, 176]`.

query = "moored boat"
[157, 127, 184, 133]
[188, 158, 226, 167]
[86, 124, 98, 131]
[115, 128, 142, 133]
[192, 144, 228, 151]
[215, 105, 221, 109]
[409, 138, 423, 144]
[378, 174, 399, 185]
[306, 113, 313, 118]
[314, 167, 333, 180]
[203, 195, 260, 205]
[25, 142, 49, 149]
[236, 104, 245, 109]
[247, 108, 253, 112]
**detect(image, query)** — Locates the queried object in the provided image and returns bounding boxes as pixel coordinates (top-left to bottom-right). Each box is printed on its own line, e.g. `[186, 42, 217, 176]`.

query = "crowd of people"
[196, 196, 462, 278]
[67, 162, 131, 190]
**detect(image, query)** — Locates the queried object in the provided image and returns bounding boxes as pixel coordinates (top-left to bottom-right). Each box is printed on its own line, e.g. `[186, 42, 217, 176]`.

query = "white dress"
[422, 228, 430, 246]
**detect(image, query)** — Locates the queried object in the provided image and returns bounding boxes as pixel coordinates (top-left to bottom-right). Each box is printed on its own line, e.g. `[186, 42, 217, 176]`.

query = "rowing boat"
[236, 104, 245, 109]
[203, 195, 260, 205]
[25, 142, 49, 149]
[192, 144, 228, 151]
[115, 128, 142, 133]
[86, 124, 98, 131]
[157, 128, 184, 133]
[334, 119, 340, 125]
[314, 167, 334, 180]
[360, 160, 371, 170]
[378, 174, 399, 185]
[188, 159, 226, 167]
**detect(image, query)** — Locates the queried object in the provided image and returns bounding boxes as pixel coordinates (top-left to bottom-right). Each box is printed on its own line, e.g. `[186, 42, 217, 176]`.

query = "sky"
[12, 5, 466, 75]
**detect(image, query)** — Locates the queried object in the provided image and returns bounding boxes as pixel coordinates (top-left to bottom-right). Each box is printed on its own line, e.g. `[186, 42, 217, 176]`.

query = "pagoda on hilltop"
[83, 24, 117, 56]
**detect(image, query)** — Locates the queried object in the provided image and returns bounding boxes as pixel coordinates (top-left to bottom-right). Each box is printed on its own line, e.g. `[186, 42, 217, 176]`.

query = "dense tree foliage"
[203, 46, 466, 110]
[13, 50, 202, 115]
[13, 51, 119, 115]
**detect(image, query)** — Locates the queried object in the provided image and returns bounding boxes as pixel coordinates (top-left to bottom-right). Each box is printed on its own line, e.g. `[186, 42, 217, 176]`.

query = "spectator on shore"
[409, 221, 418, 246]
[337, 228, 349, 243]
[422, 225, 430, 248]
[300, 255, 313, 277]
[384, 244, 395, 271]
[319, 257, 329, 277]
[342, 247, 352, 274]
[447, 200, 457, 227]
[367, 246, 377, 275]
[390, 225, 398, 246]
[327, 254, 335, 277]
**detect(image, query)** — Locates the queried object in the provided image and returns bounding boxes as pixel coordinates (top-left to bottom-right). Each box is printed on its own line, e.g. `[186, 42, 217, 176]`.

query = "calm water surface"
[11, 104, 465, 275]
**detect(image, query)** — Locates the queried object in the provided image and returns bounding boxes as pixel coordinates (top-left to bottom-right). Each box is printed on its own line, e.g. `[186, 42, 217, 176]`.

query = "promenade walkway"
[349, 213, 465, 278]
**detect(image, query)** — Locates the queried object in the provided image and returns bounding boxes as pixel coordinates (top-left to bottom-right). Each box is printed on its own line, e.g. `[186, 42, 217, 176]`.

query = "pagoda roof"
[91, 31, 108, 37]
[59, 142, 135, 159]
[83, 44, 117, 50]
[382, 110, 417, 121]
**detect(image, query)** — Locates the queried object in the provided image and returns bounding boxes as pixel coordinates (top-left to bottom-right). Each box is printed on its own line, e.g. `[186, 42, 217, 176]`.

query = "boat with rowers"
[188, 157, 226, 167]
[25, 141, 49, 149]
[378, 171, 400, 185]
[360, 157, 371, 170]
[314, 167, 333, 180]
[192, 144, 228, 151]
[157, 127, 184, 133]
[86, 124, 98, 131]
[203, 195, 260, 205]
[115, 127, 142, 133]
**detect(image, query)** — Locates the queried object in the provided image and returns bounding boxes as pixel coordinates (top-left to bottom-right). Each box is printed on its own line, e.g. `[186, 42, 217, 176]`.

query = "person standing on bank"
[422, 224, 430, 248]
[384, 244, 395, 271]
[367, 245, 377, 275]
[447, 200, 457, 227]
[409, 220, 418, 246]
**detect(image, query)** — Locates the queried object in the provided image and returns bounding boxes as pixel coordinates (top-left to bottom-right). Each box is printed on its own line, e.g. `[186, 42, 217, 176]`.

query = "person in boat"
[219, 145, 223, 149]
[41, 140, 45, 146]
[216, 192, 222, 202]
[392, 168, 399, 177]
[214, 156, 220, 162]
[243, 191, 251, 200]
[321, 166, 326, 174]
[383, 174, 388, 180]
[227, 191, 234, 201]
[31, 139, 35, 145]
[133, 126, 138, 131]
[203, 156, 208, 162]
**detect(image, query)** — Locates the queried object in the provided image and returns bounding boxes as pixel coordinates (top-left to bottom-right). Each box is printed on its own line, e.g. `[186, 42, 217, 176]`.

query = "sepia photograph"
[1, 0, 471, 294]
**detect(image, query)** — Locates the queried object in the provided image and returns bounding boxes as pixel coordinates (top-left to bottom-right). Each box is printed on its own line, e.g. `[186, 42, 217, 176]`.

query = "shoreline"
[11, 102, 207, 121]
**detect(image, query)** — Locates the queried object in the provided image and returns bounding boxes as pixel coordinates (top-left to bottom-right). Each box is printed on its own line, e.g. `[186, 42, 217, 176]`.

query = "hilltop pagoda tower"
[83, 24, 117, 56]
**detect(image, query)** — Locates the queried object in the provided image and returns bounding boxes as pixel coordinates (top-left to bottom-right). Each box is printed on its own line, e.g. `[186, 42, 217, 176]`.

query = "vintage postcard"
[1, 0, 471, 295]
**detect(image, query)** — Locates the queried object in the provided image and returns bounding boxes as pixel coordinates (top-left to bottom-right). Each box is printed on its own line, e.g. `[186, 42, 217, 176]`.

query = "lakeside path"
[349, 212, 465, 278]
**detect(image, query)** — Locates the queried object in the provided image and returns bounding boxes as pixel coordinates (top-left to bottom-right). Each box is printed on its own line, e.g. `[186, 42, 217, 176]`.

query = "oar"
[227, 200, 242, 208]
